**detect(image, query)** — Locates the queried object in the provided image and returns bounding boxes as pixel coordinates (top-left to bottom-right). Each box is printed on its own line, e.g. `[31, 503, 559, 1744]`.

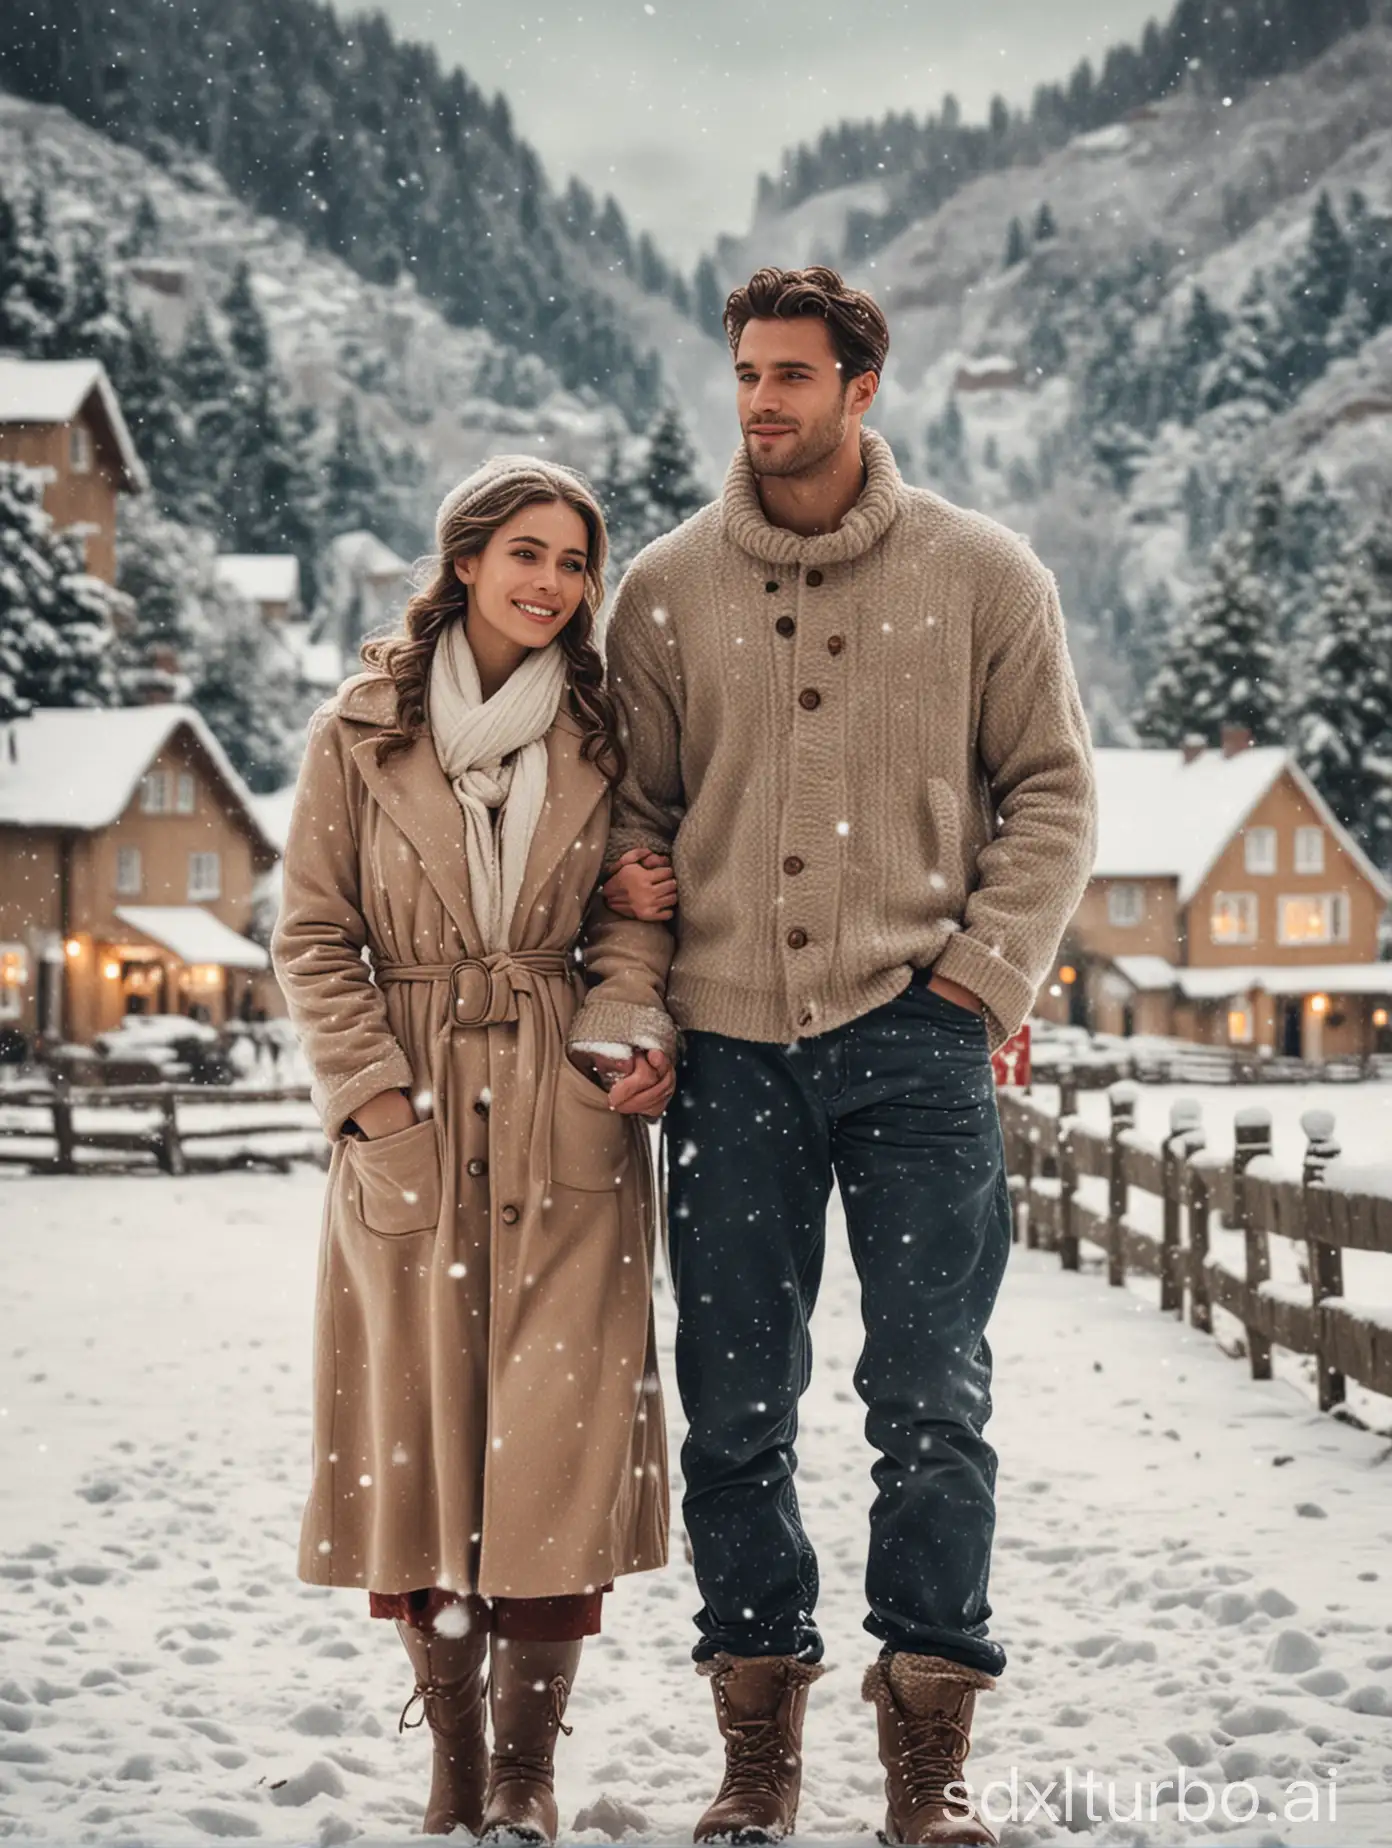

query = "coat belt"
[374, 951, 575, 1026]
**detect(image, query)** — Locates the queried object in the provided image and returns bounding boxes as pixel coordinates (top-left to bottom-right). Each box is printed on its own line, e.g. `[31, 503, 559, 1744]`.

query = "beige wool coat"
[271, 669, 677, 1601]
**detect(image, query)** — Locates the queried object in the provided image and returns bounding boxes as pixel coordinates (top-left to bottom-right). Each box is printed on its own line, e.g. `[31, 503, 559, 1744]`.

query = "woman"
[271, 456, 677, 1844]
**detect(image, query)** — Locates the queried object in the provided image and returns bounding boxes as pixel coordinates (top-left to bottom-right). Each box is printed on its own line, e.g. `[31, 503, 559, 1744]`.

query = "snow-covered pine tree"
[0, 186, 66, 356]
[1003, 216, 1029, 268]
[113, 499, 231, 700]
[110, 312, 182, 501]
[190, 601, 308, 794]
[1135, 521, 1285, 747]
[0, 463, 122, 715]
[1271, 190, 1351, 399]
[222, 261, 272, 375]
[924, 395, 971, 499]
[1201, 271, 1283, 413]
[594, 422, 648, 578]
[640, 405, 705, 541]
[1033, 201, 1057, 241]
[172, 308, 241, 530]
[694, 255, 726, 341]
[55, 230, 129, 376]
[1292, 541, 1392, 870]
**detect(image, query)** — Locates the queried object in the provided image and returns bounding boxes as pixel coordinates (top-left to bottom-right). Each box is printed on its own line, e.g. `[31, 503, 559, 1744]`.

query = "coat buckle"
[451, 958, 497, 1026]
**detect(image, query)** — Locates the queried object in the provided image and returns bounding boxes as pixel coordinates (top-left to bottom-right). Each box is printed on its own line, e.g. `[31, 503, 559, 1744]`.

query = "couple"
[272, 265, 1098, 1848]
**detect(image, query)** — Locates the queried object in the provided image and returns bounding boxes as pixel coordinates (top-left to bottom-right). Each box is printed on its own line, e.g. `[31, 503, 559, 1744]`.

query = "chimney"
[1181, 733, 1205, 765]
[1221, 723, 1253, 758]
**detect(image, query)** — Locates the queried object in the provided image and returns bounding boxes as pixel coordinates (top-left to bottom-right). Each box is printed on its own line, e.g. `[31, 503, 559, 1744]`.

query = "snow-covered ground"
[2, 1159, 1390, 1846]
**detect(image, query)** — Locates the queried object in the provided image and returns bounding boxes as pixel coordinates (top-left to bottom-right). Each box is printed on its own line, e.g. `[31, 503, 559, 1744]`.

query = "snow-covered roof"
[1112, 958, 1392, 1000]
[0, 357, 148, 492]
[325, 529, 411, 581]
[251, 785, 297, 854]
[214, 554, 301, 606]
[114, 905, 269, 971]
[1093, 748, 1392, 905]
[0, 705, 277, 853]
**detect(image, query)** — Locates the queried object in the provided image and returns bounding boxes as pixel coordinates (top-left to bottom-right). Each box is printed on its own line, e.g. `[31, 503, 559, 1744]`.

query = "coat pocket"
[551, 1054, 636, 1194]
[347, 1116, 441, 1235]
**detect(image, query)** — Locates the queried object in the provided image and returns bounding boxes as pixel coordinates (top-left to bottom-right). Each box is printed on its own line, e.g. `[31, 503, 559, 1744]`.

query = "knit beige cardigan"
[570, 428, 1098, 1055]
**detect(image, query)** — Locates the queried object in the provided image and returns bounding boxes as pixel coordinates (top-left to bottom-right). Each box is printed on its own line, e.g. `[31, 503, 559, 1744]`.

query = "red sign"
[992, 1021, 1031, 1088]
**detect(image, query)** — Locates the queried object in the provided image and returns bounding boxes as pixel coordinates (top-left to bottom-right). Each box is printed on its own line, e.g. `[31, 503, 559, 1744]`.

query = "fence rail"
[1000, 1082, 1392, 1412]
[0, 1083, 322, 1175]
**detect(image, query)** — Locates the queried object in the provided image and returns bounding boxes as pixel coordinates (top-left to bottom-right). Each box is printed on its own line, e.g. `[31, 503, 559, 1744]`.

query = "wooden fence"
[0, 1083, 323, 1176]
[1000, 1078, 1392, 1410]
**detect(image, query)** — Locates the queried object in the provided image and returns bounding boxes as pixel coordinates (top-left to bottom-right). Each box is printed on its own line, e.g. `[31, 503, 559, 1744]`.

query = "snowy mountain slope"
[0, 92, 626, 504]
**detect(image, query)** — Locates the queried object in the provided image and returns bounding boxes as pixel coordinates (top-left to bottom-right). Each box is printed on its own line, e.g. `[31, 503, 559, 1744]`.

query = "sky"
[361, 0, 1167, 268]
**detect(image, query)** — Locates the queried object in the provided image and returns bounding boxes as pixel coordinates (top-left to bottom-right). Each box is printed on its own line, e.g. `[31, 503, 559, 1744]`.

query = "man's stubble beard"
[744, 397, 849, 479]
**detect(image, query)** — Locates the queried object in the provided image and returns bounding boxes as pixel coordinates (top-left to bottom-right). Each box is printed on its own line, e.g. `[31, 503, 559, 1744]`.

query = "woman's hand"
[349, 1088, 418, 1139]
[602, 848, 678, 921]
[608, 1048, 675, 1117]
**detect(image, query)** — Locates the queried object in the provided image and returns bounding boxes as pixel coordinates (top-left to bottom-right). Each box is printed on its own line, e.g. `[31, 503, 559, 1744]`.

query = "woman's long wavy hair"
[361, 458, 625, 783]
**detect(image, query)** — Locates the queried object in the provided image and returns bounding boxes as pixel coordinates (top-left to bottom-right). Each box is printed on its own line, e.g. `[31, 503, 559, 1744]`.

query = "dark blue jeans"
[666, 978, 1011, 1678]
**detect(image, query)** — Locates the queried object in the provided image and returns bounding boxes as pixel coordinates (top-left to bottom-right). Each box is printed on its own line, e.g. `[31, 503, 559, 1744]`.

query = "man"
[566, 267, 1098, 1846]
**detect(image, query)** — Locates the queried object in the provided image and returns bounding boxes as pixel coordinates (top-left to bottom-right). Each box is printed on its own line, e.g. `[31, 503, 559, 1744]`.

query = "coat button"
[473, 1098, 489, 1118]
[805, 568, 824, 587]
[798, 688, 821, 711]
[787, 928, 808, 949]
[467, 1157, 488, 1177]
[775, 615, 795, 638]
[765, 580, 779, 593]
[783, 855, 804, 876]
[827, 634, 844, 655]
[500, 1204, 520, 1225]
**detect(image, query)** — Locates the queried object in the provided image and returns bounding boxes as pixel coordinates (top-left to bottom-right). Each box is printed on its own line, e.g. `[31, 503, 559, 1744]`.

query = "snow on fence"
[0, 1083, 323, 1176]
[999, 1077, 1392, 1410]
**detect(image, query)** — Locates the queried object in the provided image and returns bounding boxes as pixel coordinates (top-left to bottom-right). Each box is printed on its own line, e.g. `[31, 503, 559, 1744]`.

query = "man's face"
[735, 317, 863, 478]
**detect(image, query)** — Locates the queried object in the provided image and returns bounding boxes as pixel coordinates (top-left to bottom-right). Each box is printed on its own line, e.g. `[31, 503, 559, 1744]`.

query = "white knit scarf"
[427, 622, 567, 952]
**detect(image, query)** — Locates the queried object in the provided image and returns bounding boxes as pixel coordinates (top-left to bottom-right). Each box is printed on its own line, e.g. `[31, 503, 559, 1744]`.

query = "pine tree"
[1292, 544, 1392, 869]
[173, 308, 241, 530]
[56, 230, 130, 376]
[1003, 216, 1029, 268]
[640, 406, 705, 542]
[110, 312, 182, 500]
[0, 187, 67, 355]
[595, 422, 648, 576]
[1033, 201, 1057, 241]
[222, 261, 272, 374]
[1271, 191, 1351, 398]
[924, 396, 970, 498]
[1135, 525, 1285, 747]
[694, 255, 725, 341]
[1201, 271, 1283, 413]
[0, 463, 122, 715]
[190, 604, 308, 793]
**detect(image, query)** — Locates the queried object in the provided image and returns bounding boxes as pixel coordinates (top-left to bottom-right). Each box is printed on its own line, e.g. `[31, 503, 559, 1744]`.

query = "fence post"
[50, 1075, 76, 1174]
[1106, 1082, 1138, 1287]
[1161, 1098, 1203, 1316]
[1232, 1106, 1273, 1381]
[1186, 1149, 1212, 1333]
[156, 1091, 186, 1177]
[1057, 1061, 1078, 1122]
[1301, 1107, 1345, 1412]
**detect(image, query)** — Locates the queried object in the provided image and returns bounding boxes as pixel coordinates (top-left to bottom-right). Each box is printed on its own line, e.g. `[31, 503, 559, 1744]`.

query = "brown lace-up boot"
[693, 1654, 827, 1844]
[395, 1620, 490, 1836]
[862, 1653, 999, 1846]
[479, 1638, 582, 1845]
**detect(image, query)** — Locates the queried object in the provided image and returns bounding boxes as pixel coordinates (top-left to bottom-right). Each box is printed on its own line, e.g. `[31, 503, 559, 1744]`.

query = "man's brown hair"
[723, 265, 890, 383]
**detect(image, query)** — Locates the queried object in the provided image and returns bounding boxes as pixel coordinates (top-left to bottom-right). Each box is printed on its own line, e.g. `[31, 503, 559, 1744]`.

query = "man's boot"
[479, 1637, 582, 1845]
[395, 1619, 490, 1836]
[862, 1653, 998, 1846]
[694, 1653, 827, 1844]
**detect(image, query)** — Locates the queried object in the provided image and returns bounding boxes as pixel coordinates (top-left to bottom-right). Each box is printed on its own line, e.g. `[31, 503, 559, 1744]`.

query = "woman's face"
[454, 500, 590, 651]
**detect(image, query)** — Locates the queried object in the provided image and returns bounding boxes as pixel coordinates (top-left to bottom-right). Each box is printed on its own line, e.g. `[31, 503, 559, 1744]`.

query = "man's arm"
[930, 551, 1098, 1042]
[602, 565, 687, 866]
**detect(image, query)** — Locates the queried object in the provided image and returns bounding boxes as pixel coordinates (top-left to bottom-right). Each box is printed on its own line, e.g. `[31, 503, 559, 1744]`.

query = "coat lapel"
[347, 722, 486, 956]
[512, 714, 610, 931]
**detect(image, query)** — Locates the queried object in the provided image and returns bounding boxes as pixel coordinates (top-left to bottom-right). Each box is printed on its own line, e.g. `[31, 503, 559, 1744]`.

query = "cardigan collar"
[720, 425, 904, 568]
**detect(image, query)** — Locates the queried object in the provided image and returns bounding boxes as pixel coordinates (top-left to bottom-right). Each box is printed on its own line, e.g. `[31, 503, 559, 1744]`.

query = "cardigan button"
[775, 615, 795, 638]
[798, 688, 821, 711]
[805, 568, 824, 587]
[827, 634, 844, 655]
[786, 928, 808, 950]
[467, 1157, 488, 1178]
[500, 1203, 520, 1226]
[765, 579, 780, 593]
[783, 855, 804, 876]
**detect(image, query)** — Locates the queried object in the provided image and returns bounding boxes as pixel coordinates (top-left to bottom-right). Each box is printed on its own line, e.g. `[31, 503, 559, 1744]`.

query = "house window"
[1210, 891, 1257, 945]
[1294, 827, 1325, 874]
[1243, 827, 1277, 875]
[1107, 882, 1144, 926]
[176, 772, 196, 815]
[188, 851, 221, 901]
[1227, 1000, 1255, 1044]
[115, 845, 142, 896]
[1278, 893, 1349, 946]
[0, 944, 27, 1021]
[140, 770, 172, 814]
[69, 424, 93, 473]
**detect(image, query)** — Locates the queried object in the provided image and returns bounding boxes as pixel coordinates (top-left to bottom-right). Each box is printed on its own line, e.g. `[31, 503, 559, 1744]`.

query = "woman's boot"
[479, 1638, 582, 1845]
[396, 1619, 490, 1836]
